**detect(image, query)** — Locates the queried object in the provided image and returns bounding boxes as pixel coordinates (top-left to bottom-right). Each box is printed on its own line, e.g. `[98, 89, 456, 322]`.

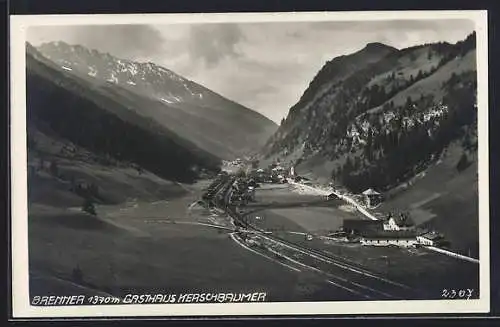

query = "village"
[222, 158, 448, 250]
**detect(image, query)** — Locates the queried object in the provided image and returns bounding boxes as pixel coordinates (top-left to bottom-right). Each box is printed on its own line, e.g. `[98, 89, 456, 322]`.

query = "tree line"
[27, 67, 221, 185]
[332, 70, 477, 193]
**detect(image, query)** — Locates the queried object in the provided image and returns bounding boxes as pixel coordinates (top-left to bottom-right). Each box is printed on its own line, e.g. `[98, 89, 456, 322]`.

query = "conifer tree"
[82, 197, 97, 216]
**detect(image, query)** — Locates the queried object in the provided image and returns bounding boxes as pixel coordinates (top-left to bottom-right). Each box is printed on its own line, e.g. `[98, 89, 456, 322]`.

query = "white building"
[417, 231, 444, 246]
[360, 231, 418, 247]
[360, 237, 418, 247]
[383, 212, 415, 231]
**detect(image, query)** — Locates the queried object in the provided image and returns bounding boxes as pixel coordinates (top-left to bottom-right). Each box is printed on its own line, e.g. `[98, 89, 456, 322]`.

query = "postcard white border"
[10, 10, 490, 318]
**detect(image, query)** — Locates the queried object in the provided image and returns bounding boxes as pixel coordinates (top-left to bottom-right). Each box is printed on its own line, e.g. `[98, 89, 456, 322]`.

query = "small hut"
[362, 188, 384, 207]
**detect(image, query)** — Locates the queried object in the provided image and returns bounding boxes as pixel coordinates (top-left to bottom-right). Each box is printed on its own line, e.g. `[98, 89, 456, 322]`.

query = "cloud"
[186, 24, 245, 68]
[180, 20, 475, 123]
[28, 25, 166, 59]
[74, 25, 166, 58]
[26, 20, 477, 124]
[307, 19, 476, 52]
[310, 19, 474, 33]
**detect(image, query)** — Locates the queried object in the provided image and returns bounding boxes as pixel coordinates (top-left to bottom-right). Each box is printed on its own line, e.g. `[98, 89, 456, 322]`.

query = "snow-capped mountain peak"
[36, 41, 204, 103]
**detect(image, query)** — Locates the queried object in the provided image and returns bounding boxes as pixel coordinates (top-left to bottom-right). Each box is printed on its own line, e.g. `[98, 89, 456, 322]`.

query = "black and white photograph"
[10, 11, 489, 317]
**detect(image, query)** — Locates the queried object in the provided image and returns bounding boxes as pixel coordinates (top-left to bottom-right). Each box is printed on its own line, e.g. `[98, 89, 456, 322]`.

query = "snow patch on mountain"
[159, 95, 183, 104]
[160, 97, 174, 104]
[109, 73, 118, 83]
[128, 63, 138, 76]
[88, 66, 97, 77]
[35, 42, 210, 103]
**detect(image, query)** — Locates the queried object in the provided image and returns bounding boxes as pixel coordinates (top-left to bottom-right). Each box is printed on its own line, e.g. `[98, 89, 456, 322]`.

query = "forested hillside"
[263, 32, 477, 193]
[27, 44, 221, 184]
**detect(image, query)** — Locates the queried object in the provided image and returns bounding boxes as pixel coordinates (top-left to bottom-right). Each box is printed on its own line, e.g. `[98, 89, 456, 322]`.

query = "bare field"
[28, 167, 308, 301]
[243, 207, 305, 234]
[28, 207, 309, 301]
[28, 158, 189, 207]
[245, 183, 365, 234]
[243, 203, 364, 235]
[268, 206, 363, 233]
[253, 184, 322, 205]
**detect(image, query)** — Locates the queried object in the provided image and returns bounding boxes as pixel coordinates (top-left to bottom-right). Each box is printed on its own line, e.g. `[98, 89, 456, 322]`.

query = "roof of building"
[361, 230, 417, 239]
[362, 188, 381, 196]
[389, 213, 414, 227]
[343, 219, 384, 232]
[419, 231, 443, 240]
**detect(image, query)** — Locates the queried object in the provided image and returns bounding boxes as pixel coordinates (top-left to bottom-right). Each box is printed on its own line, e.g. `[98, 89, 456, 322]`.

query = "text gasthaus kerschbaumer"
[31, 292, 268, 306]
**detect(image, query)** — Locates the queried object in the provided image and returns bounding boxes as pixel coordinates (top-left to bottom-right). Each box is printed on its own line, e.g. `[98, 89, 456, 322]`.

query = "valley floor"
[28, 182, 311, 302]
[27, 151, 479, 303]
[26, 129, 328, 303]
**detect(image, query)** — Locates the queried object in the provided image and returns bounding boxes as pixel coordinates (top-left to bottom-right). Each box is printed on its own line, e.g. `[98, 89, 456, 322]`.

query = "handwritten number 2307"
[441, 289, 474, 299]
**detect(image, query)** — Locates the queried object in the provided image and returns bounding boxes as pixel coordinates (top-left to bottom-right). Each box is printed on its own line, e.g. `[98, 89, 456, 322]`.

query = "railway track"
[201, 177, 428, 300]
[257, 233, 427, 299]
[229, 206, 426, 299]
[240, 198, 343, 215]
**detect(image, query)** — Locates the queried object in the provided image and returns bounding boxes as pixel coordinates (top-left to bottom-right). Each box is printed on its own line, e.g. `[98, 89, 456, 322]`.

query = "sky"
[27, 19, 475, 124]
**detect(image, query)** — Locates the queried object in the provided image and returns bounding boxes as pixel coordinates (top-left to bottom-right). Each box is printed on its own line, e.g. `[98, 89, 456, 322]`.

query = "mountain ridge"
[33, 41, 278, 160]
[262, 32, 477, 193]
[26, 43, 222, 184]
[283, 41, 398, 126]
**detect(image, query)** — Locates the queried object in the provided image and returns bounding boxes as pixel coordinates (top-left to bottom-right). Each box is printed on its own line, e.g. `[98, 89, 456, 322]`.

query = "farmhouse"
[360, 231, 418, 247]
[383, 212, 415, 231]
[342, 219, 421, 247]
[362, 188, 384, 208]
[416, 231, 445, 246]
